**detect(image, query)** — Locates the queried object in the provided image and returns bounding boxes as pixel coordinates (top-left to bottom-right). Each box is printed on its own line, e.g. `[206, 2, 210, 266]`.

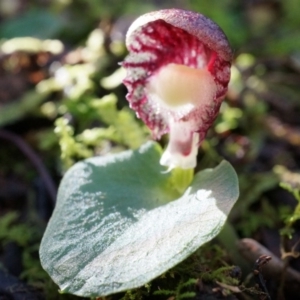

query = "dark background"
[1, 0, 300, 299]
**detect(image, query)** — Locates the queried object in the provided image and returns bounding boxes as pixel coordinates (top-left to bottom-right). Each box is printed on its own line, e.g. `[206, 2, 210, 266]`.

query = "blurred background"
[1, 0, 300, 299]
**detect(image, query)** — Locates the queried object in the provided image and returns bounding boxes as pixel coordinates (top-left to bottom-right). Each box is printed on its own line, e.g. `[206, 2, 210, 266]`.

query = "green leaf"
[40, 142, 239, 297]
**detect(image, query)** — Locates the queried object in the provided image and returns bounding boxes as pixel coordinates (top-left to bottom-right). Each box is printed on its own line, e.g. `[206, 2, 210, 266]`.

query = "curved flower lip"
[123, 9, 232, 169]
[126, 9, 233, 63]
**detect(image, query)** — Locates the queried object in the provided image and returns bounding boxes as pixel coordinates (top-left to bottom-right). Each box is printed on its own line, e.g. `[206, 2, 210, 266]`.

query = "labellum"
[123, 9, 232, 169]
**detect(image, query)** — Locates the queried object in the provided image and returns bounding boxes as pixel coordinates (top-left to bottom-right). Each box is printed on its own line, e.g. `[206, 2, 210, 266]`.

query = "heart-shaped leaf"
[40, 141, 239, 297]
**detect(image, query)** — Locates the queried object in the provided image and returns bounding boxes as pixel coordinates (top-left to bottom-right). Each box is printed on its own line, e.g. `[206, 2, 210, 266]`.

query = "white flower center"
[146, 63, 216, 110]
[146, 63, 217, 170]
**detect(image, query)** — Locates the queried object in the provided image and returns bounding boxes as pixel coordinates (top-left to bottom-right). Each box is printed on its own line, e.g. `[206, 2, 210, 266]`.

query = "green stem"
[217, 221, 251, 276]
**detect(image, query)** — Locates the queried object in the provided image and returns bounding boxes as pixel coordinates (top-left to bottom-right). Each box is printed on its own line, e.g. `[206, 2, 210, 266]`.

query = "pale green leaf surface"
[40, 142, 238, 297]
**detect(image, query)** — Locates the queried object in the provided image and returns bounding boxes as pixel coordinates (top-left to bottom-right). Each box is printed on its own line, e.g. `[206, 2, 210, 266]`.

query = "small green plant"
[153, 278, 197, 299]
[39, 9, 239, 298]
[0, 212, 53, 296]
[275, 165, 300, 239]
[0, 212, 33, 246]
[54, 93, 149, 169]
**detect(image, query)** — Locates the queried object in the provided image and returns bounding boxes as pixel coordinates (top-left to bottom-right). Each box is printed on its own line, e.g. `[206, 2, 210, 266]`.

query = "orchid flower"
[123, 9, 232, 170]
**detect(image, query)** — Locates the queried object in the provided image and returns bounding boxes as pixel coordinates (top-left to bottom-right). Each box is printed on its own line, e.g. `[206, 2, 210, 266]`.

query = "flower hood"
[123, 9, 232, 169]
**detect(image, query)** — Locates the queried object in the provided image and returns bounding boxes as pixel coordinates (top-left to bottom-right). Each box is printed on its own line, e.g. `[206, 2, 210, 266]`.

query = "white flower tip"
[160, 149, 197, 170]
[160, 165, 174, 174]
[160, 130, 199, 170]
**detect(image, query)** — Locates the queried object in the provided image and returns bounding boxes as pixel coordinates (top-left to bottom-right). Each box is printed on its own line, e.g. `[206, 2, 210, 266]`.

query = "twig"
[281, 238, 300, 260]
[277, 237, 300, 300]
[237, 238, 300, 296]
[0, 129, 56, 204]
[253, 255, 272, 300]
[237, 238, 300, 282]
[216, 281, 242, 293]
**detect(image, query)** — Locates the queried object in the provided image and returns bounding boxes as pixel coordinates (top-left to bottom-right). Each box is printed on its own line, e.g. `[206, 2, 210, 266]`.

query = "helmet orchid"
[123, 9, 232, 169]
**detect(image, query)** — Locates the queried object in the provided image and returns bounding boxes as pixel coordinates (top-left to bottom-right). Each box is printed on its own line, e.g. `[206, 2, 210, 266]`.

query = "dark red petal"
[126, 9, 232, 63]
[123, 9, 232, 140]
